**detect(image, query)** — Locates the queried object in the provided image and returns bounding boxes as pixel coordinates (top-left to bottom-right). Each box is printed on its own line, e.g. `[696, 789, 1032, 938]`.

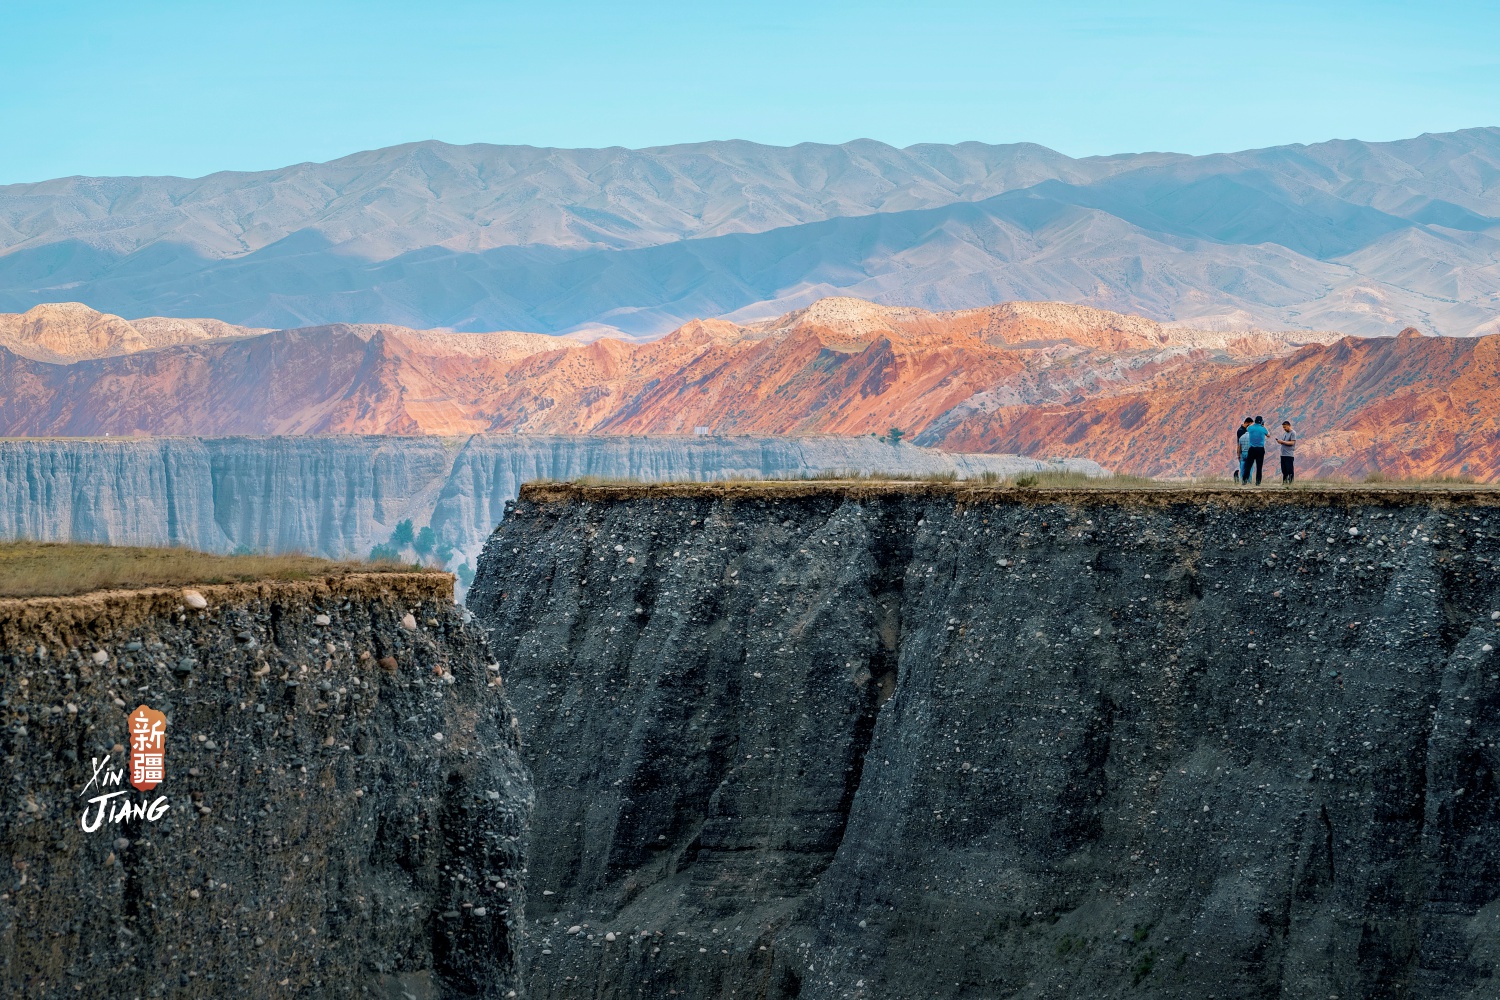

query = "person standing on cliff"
[1234, 417, 1252, 483]
[1242, 416, 1268, 486]
[1276, 420, 1297, 485]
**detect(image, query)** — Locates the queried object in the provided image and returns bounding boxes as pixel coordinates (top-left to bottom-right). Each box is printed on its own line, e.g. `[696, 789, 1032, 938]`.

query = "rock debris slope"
[470, 483, 1500, 999]
[0, 572, 531, 999]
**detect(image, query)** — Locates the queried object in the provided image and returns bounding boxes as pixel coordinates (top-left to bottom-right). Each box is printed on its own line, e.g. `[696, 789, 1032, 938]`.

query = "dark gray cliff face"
[468, 484, 1500, 1000]
[0, 574, 531, 999]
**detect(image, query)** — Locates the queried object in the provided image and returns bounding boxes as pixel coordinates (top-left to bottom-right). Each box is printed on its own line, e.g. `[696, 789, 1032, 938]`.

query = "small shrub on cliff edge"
[413, 525, 436, 556]
[369, 543, 402, 563]
[390, 520, 415, 547]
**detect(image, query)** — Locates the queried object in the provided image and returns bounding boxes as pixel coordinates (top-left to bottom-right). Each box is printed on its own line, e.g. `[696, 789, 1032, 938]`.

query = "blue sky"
[2, 0, 1497, 183]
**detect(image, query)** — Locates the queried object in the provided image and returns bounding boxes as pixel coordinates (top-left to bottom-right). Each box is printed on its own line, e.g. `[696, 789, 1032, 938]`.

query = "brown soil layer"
[0, 541, 444, 599]
[0, 572, 453, 647]
[520, 480, 1500, 508]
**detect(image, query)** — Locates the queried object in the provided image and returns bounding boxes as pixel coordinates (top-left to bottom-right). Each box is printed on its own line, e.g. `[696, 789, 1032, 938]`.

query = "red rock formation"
[935, 329, 1500, 480]
[4, 301, 1494, 481]
[473, 299, 1335, 437]
[0, 302, 263, 362]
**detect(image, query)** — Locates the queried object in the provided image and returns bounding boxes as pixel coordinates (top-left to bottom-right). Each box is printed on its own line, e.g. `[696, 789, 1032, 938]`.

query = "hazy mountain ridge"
[2, 130, 1499, 337]
[0, 139, 1153, 258]
[6, 131, 1497, 259]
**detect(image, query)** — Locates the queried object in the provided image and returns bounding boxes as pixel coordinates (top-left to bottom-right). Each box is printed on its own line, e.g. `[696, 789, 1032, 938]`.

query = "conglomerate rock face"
[0, 573, 531, 999]
[469, 483, 1500, 1000]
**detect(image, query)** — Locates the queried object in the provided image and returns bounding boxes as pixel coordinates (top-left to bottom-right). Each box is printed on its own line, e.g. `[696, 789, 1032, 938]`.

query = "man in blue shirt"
[1243, 415, 1268, 485]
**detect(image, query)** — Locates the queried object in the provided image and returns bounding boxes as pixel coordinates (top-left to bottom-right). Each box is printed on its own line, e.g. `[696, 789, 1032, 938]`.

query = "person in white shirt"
[1276, 421, 1297, 485]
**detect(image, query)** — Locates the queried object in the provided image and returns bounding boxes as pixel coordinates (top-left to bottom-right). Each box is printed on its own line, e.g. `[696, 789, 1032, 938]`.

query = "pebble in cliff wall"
[0, 573, 532, 999]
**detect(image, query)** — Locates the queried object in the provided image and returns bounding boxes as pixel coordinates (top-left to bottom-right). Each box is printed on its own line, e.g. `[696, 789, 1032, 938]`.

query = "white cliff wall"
[0, 435, 1101, 565]
[0, 436, 461, 557]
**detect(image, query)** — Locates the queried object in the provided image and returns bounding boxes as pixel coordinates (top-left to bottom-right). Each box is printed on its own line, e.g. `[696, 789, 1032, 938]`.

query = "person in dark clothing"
[1243, 415, 1268, 485]
[1276, 420, 1296, 484]
[1235, 417, 1252, 483]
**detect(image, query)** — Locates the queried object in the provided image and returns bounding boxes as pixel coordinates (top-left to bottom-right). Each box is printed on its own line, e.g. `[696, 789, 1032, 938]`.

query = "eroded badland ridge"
[3, 296, 1498, 481]
[470, 484, 1500, 999]
[0, 298, 1330, 438]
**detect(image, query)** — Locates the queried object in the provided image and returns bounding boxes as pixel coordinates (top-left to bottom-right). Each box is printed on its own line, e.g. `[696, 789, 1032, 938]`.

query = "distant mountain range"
[10, 296, 1499, 482]
[3, 130, 1499, 337]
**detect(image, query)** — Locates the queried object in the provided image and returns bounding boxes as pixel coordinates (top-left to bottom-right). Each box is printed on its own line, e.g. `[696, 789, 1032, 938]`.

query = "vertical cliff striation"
[0, 436, 1100, 574]
[0, 571, 531, 999]
[470, 483, 1500, 999]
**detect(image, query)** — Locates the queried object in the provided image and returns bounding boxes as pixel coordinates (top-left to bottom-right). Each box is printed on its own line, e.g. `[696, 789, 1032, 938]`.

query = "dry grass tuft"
[553, 470, 1493, 490]
[1363, 471, 1477, 486]
[568, 469, 1127, 487]
[999, 470, 1158, 489]
[729, 468, 1151, 487]
[0, 541, 435, 598]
